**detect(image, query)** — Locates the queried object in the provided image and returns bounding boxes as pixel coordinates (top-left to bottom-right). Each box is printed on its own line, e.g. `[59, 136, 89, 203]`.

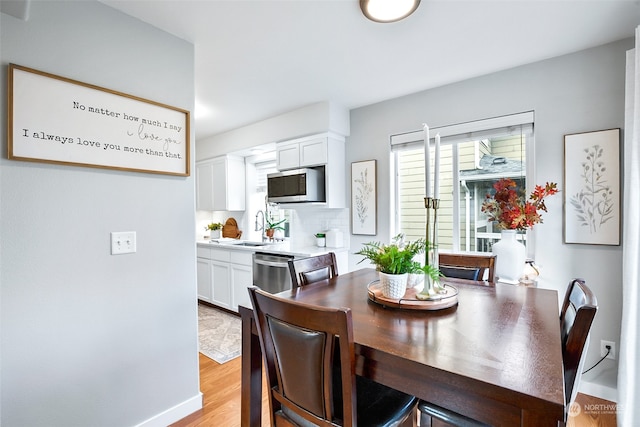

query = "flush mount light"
[360, 0, 420, 23]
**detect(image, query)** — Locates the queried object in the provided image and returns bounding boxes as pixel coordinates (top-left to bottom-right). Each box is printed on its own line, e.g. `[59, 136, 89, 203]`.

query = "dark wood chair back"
[560, 278, 598, 407]
[438, 253, 496, 283]
[248, 287, 417, 427]
[288, 252, 338, 288]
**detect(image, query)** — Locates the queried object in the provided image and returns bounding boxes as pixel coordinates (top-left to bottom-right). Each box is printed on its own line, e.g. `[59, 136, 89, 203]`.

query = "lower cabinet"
[197, 257, 213, 302]
[197, 245, 253, 313]
[230, 259, 253, 312]
[211, 260, 231, 310]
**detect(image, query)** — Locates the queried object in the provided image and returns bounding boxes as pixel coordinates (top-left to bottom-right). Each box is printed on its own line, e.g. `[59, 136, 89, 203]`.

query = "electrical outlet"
[111, 231, 136, 255]
[600, 340, 616, 360]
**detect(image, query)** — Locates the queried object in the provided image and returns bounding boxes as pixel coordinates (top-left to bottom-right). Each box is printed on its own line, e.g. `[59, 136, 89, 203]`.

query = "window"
[391, 112, 534, 253]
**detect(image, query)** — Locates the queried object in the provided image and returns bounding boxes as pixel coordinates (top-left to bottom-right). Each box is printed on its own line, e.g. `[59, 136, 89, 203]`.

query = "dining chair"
[288, 252, 339, 288]
[560, 278, 598, 412]
[438, 253, 496, 283]
[248, 286, 418, 427]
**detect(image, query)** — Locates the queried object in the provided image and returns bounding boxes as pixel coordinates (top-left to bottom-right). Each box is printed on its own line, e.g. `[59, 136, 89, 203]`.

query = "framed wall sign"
[8, 64, 190, 176]
[564, 128, 620, 245]
[351, 159, 377, 235]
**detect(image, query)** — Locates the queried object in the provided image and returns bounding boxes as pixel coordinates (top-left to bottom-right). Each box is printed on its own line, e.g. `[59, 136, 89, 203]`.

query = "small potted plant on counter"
[205, 222, 223, 239]
[265, 215, 286, 239]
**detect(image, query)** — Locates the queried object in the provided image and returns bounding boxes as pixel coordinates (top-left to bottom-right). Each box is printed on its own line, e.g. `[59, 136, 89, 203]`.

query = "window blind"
[390, 111, 534, 151]
[255, 161, 276, 192]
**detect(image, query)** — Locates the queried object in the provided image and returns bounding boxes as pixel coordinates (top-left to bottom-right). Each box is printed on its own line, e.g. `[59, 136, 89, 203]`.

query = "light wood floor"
[170, 353, 269, 427]
[171, 353, 617, 427]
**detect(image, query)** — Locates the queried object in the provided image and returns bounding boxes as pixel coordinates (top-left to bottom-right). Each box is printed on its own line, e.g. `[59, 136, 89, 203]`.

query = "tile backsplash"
[196, 206, 350, 249]
[288, 206, 350, 248]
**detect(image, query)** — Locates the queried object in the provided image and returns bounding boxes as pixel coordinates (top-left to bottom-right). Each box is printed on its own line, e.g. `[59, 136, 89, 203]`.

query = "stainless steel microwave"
[267, 167, 325, 203]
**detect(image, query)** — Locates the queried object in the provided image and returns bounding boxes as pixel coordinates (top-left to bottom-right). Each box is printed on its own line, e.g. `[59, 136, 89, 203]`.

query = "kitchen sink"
[211, 239, 270, 247]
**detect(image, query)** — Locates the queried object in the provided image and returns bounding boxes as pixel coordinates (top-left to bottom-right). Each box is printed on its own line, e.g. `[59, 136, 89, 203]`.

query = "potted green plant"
[265, 215, 286, 239]
[205, 222, 223, 239]
[356, 234, 437, 299]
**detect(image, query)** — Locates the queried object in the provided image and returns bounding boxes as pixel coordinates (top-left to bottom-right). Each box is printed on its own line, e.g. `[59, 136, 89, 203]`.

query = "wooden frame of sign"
[8, 64, 190, 176]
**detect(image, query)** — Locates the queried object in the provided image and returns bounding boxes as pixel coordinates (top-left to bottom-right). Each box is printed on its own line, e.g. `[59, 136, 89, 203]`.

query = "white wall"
[1, 2, 200, 426]
[346, 38, 631, 399]
[196, 101, 350, 161]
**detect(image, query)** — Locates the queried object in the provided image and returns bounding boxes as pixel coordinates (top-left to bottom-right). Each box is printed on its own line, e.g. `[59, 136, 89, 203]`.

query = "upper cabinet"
[276, 135, 329, 170]
[196, 155, 246, 211]
[276, 133, 346, 208]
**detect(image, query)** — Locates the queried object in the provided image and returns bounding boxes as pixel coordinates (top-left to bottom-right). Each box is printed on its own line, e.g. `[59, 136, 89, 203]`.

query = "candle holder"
[417, 197, 446, 298]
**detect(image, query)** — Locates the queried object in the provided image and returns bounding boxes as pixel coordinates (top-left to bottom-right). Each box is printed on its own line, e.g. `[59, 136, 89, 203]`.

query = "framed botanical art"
[351, 160, 377, 235]
[564, 128, 620, 245]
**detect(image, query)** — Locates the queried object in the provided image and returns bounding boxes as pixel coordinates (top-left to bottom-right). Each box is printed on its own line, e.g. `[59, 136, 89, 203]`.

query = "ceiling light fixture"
[360, 0, 420, 23]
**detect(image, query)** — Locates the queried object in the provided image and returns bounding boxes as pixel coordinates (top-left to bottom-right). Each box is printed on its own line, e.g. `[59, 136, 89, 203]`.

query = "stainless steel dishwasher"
[252, 252, 295, 294]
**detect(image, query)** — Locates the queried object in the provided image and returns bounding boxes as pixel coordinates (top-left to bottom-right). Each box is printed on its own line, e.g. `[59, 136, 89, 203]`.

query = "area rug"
[198, 304, 241, 364]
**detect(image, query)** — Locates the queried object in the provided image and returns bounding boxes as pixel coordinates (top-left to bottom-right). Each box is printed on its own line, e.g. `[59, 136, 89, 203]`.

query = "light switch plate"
[111, 231, 136, 255]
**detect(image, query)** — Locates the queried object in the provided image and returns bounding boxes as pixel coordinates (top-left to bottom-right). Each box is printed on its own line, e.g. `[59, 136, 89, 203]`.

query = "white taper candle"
[423, 123, 432, 198]
[434, 133, 441, 199]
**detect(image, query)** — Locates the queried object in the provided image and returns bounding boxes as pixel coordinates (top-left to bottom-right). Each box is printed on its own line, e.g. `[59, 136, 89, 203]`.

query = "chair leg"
[419, 411, 433, 427]
[400, 406, 419, 427]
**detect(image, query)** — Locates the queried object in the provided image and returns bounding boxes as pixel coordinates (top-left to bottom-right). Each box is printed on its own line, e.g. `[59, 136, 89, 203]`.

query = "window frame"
[390, 112, 536, 256]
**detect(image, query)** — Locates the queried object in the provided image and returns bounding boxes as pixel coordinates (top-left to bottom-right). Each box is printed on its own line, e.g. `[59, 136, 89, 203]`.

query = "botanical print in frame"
[564, 128, 620, 245]
[351, 160, 377, 235]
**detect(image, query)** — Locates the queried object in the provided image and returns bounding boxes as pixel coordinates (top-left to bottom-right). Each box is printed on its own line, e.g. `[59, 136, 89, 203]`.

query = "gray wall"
[347, 38, 631, 396]
[1, 2, 199, 426]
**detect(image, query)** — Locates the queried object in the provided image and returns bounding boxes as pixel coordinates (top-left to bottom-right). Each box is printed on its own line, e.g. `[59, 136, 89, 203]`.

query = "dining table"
[239, 268, 565, 427]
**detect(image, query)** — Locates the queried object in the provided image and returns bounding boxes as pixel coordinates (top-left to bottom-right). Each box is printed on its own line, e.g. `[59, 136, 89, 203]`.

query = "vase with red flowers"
[481, 178, 558, 283]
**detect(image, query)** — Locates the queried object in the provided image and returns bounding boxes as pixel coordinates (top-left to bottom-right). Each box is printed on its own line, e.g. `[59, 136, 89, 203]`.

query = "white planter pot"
[379, 272, 408, 299]
[209, 229, 221, 239]
[492, 230, 526, 284]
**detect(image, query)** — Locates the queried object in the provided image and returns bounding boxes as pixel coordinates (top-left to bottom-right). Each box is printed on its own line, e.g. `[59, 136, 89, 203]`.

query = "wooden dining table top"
[239, 267, 566, 426]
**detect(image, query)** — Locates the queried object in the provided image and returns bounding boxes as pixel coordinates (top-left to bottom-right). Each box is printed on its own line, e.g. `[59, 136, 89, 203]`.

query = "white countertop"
[196, 239, 349, 258]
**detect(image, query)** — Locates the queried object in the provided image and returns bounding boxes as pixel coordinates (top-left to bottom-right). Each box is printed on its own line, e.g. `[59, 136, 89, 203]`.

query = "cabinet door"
[196, 161, 214, 211]
[276, 142, 300, 171]
[211, 261, 231, 309]
[231, 263, 253, 312]
[299, 137, 327, 167]
[197, 258, 212, 303]
[210, 158, 227, 211]
[223, 157, 246, 211]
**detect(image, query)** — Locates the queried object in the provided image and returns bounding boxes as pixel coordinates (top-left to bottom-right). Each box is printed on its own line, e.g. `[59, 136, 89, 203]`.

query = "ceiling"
[99, 0, 640, 141]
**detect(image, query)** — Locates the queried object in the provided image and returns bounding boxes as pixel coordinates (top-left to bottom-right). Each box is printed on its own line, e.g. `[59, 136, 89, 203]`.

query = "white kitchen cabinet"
[197, 257, 213, 303]
[275, 141, 300, 171]
[211, 261, 231, 309]
[276, 134, 333, 170]
[197, 245, 253, 313]
[209, 248, 232, 309]
[275, 133, 346, 208]
[197, 246, 213, 303]
[196, 155, 246, 211]
[299, 137, 329, 166]
[230, 251, 253, 311]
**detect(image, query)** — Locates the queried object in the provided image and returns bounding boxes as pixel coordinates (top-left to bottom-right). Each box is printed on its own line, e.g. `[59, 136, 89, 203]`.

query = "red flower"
[481, 179, 558, 231]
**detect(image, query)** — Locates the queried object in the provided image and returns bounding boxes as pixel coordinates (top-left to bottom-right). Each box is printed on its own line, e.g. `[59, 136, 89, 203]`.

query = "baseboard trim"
[135, 392, 203, 427]
[579, 380, 618, 402]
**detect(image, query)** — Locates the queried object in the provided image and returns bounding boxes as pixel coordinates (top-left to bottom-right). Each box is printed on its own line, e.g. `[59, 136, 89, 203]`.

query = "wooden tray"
[367, 280, 458, 310]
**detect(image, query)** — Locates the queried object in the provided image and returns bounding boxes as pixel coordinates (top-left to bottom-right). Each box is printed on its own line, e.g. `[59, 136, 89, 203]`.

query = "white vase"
[209, 229, 221, 239]
[379, 272, 408, 299]
[492, 230, 526, 284]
